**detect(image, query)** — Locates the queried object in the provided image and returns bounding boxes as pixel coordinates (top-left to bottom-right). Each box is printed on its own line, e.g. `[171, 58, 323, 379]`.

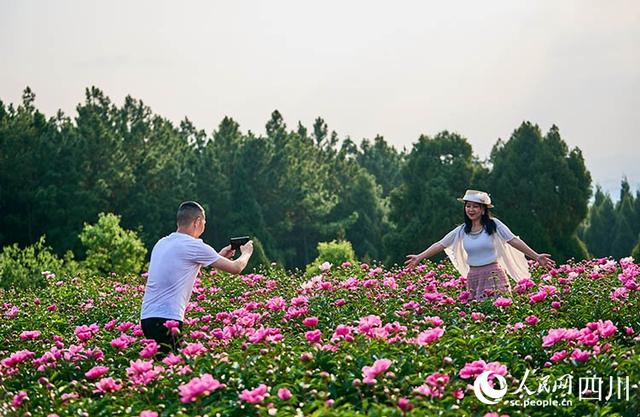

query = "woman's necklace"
[469, 225, 484, 236]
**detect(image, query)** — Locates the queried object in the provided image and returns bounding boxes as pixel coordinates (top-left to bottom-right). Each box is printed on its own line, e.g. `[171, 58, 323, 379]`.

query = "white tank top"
[463, 230, 497, 266]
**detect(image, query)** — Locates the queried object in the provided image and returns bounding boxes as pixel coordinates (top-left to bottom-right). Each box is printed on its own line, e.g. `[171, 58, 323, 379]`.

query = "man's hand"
[240, 240, 254, 255]
[219, 245, 236, 259]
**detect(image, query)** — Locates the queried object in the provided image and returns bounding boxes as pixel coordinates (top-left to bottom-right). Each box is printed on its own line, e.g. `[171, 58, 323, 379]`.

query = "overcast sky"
[1, 0, 638, 198]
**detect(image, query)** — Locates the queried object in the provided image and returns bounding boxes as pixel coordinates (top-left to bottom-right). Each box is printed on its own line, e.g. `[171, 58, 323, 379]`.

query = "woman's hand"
[404, 254, 422, 270]
[536, 253, 556, 270]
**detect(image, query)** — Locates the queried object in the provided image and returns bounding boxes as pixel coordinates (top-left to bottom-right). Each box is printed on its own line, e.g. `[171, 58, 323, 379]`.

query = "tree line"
[1, 87, 637, 269]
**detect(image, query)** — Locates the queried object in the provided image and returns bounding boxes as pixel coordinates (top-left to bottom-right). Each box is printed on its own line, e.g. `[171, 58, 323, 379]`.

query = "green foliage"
[79, 212, 147, 277]
[487, 123, 591, 262]
[385, 131, 475, 264]
[356, 135, 403, 198]
[245, 237, 271, 272]
[4, 87, 629, 270]
[611, 179, 638, 258]
[0, 236, 64, 289]
[1, 258, 639, 415]
[306, 240, 356, 275]
[582, 181, 640, 259]
[326, 148, 388, 262]
[632, 240, 640, 260]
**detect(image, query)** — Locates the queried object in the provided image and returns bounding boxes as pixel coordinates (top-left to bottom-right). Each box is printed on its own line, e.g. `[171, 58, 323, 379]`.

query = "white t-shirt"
[141, 232, 220, 321]
[439, 219, 515, 267]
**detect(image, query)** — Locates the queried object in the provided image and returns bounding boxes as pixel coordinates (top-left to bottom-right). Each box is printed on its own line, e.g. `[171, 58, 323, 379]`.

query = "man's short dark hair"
[177, 201, 205, 226]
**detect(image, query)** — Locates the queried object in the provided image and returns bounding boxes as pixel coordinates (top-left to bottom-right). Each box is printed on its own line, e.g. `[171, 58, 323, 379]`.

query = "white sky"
[1, 0, 638, 198]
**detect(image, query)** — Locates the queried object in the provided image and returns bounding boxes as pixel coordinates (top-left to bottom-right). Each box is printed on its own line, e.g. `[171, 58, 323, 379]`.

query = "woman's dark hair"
[463, 204, 497, 235]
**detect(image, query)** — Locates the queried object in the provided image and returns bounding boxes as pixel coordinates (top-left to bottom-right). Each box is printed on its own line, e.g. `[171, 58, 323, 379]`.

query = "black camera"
[230, 236, 250, 250]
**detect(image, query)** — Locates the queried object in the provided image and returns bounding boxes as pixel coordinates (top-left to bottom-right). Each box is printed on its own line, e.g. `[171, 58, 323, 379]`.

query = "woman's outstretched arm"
[404, 243, 446, 269]
[507, 237, 556, 269]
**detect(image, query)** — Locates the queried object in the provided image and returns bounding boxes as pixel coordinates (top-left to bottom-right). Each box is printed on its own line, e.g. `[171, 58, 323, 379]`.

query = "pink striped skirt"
[466, 262, 511, 300]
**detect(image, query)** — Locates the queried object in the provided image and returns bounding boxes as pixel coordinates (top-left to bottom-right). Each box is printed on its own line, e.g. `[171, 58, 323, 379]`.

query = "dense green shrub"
[306, 240, 356, 275]
[0, 236, 64, 290]
[79, 212, 147, 277]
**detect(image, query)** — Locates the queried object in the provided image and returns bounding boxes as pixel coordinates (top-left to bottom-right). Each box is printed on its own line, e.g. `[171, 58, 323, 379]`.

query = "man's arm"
[211, 241, 254, 274]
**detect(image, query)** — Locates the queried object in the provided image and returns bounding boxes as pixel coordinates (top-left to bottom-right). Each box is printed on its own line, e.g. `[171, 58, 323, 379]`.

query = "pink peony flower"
[471, 312, 485, 321]
[413, 372, 450, 398]
[2, 349, 36, 367]
[493, 297, 513, 307]
[126, 359, 163, 385]
[139, 411, 158, 417]
[20, 330, 41, 341]
[178, 374, 226, 403]
[595, 320, 617, 338]
[542, 328, 568, 348]
[277, 387, 292, 400]
[459, 360, 507, 379]
[525, 315, 540, 326]
[305, 329, 322, 343]
[266, 296, 286, 311]
[162, 352, 184, 366]
[239, 384, 270, 404]
[85, 366, 109, 380]
[163, 320, 181, 336]
[415, 327, 445, 345]
[117, 321, 135, 333]
[93, 377, 122, 394]
[550, 350, 568, 362]
[104, 319, 118, 331]
[6, 306, 20, 318]
[571, 349, 590, 363]
[357, 315, 382, 334]
[319, 262, 332, 272]
[424, 316, 444, 327]
[398, 397, 413, 412]
[12, 391, 28, 407]
[302, 316, 319, 327]
[110, 334, 136, 350]
[139, 341, 159, 358]
[182, 342, 208, 357]
[75, 323, 99, 342]
[362, 358, 392, 384]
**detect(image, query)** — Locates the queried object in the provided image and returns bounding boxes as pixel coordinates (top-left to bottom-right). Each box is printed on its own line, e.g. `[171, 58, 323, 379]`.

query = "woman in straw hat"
[404, 190, 555, 300]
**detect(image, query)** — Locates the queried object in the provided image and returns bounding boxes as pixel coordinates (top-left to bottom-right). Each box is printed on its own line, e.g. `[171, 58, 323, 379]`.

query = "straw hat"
[457, 189, 494, 208]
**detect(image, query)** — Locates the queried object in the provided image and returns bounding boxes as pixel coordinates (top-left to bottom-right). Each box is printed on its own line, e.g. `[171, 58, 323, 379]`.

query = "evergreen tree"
[611, 179, 637, 258]
[487, 122, 591, 261]
[583, 187, 616, 257]
[385, 131, 475, 264]
[356, 135, 403, 198]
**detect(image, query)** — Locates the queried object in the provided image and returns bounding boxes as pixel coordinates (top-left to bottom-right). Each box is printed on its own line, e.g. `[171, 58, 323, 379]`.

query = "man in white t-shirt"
[140, 201, 253, 354]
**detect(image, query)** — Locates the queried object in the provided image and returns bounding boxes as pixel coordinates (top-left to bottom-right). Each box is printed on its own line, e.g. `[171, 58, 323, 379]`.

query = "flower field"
[1, 258, 639, 416]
